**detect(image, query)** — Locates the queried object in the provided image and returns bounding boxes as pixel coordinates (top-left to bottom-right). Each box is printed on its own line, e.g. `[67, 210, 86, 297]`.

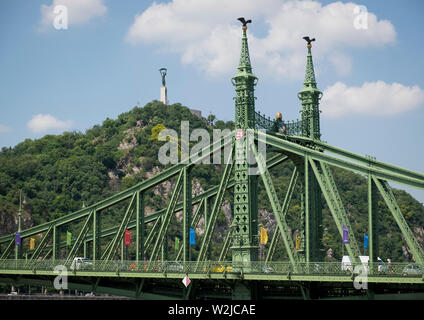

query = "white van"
[341, 255, 369, 272]
[70, 257, 93, 271]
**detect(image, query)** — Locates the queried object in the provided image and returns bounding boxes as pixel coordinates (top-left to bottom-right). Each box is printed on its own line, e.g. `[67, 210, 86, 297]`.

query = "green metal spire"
[298, 37, 322, 140]
[231, 18, 259, 268]
[237, 27, 253, 74]
[232, 19, 257, 129]
[304, 46, 317, 88]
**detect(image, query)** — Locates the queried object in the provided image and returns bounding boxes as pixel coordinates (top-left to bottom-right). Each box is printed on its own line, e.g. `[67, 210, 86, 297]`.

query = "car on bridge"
[402, 263, 423, 276]
[70, 257, 93, 271]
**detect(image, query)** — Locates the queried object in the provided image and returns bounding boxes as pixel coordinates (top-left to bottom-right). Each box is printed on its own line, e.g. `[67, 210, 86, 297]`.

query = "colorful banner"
[189, 228, 196, 245]
[124, 229, 131, 246]
[364, 233, 369, 249]
[295, 235, 301, 251]
[15, 232, 21, 246]
[342, 225, 349, 244]
[30, 237, 36, 250]
[175, 237, 180, 252]
[260, 227, 268, 245]
[66, 231, 72, 246]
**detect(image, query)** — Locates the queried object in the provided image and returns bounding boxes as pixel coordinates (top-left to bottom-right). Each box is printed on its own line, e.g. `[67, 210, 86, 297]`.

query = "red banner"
[124, 229, 131, 246]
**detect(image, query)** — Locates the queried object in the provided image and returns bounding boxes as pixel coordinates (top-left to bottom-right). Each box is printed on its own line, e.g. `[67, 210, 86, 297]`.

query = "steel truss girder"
[308, 158, 361, 263]
[66, 211, 94, 264]
[265, 167, 298, 263]
[149, 171, 184, 265]
[102, 193, 136, 261]
[260, 133, 424, 190]
[0, 239, 15, 260]
[0, 132, 235, 245]
[30, 225, 54, 262]
[196, 144, 234, 267]
[252, 142, 300, 271]
[286, 135, 424, 183]
[175, 198, 204, 261]
[373, 177, 424, 266]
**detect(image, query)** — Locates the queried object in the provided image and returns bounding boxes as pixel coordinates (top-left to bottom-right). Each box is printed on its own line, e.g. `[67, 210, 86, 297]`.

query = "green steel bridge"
[1, 20, 424, 300]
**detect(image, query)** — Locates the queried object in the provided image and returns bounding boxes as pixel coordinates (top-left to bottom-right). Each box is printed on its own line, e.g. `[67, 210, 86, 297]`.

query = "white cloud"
[321, 81, 424, 118]
[0, 124, 12, 133]
[27, 114, 73, 133]
[40, 0, 107, 30]
[126, 0, 396, 78]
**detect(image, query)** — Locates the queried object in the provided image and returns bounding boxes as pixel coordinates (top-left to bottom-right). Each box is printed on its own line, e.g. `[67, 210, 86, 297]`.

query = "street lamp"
[18, 189, 26, 233]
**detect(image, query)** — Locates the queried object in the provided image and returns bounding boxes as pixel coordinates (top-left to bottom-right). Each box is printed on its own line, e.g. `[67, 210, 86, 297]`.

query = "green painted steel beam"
[196, 146, 234, 267]
[368, 175, 378, 273]
[101, 194, 136, 261]
[287, 135, 424, 183]
[259, 132, 424, 190]
[29, 225, 53, 262]
[0, 132, 235, 245]
[252, 143, 300, 271]
[308, 159, 361, 264]
[266, 167, 298, 263]
[373, 177, 424, 266]
[148, 171, 184, 265]
[66, 211, 94, 264]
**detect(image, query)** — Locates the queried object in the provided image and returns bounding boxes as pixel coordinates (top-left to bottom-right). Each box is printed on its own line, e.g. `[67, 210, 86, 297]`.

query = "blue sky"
[0, 0, 423, 203]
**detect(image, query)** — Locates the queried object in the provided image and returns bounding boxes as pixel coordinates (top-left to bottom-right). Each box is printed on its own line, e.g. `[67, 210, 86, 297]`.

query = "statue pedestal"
[160, 86, 168, 105]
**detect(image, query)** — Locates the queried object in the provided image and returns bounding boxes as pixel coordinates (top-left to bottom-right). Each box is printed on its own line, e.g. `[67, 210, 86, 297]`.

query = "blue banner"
[342, 225, 349, 244]
[364, 233, 369, 249]
[189, 228, 196, 245]
[15, 232, 21, 246]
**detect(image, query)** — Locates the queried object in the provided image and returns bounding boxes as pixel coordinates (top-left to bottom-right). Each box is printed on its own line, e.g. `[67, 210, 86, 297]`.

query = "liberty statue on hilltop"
[159, 68, 168, 105]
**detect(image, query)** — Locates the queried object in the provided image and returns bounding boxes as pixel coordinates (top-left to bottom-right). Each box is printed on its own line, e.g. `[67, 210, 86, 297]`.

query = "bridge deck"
[1, 260, 423, 285]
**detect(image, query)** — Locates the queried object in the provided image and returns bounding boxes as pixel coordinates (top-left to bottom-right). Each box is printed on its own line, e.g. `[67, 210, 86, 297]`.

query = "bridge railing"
[0, 259, 421, 278]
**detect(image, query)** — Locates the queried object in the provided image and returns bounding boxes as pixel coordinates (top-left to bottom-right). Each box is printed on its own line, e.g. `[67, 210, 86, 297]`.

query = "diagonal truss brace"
[0, 238, 15, 260]
[373, 178, 424, 266]
[148, 171, 184, 266]
[308, 159, 361, 264]
[102, 193, 136, 261]
[66, 211, 94, 264]
[252, 143, 300, 271]
[175, 198, 204, 261]
[196, 146, 234, 267]
[265, 167, 298, 263]
[29, 225, 54, 262]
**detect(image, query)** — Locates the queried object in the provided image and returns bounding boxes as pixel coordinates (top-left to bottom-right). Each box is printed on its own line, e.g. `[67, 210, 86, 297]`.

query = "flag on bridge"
[364, 233, 369, 250]
[342, 225, 349, 244]
[260, 227, 268, 245]
[66, 231, 72, 246]
[189, 228, 196, 245]
[124, 229, 131, 246]
[15, 232, 21, 246]
[175, 237, 180, 252]
[30, 237, 36, 250]
[295, 235, 301, 251]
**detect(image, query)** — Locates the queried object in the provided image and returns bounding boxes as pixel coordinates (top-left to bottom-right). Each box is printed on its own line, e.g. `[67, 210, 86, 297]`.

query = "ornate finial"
[237, 17, 252, 30]
[303, 36, 315, 49]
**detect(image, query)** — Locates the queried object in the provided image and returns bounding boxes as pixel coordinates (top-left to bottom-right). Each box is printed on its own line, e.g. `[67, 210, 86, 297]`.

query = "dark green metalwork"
[373, 178, 424, 265]
[265, 167, 299, 263]
[231, 21, 259, 268]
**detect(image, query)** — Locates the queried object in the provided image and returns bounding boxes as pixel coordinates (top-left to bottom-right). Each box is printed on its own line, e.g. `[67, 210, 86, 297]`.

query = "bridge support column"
[93, 210, 101, 263]
[232, 281, 255, 300]
[368, 175, 378, 274]
[183, 167, 192, 262]
[53, 225, 60, 261]
[136, 191, 144, 264]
